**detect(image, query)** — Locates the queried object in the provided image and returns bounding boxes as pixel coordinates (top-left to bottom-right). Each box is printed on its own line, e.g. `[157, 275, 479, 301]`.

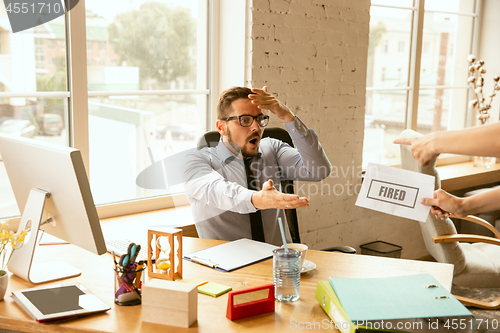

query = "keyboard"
[105, 239, 149, 262]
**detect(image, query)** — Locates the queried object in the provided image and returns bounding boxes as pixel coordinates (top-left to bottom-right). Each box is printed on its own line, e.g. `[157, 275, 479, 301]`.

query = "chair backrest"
[196, 128, 301, 243]
[399, 129, 466, 274]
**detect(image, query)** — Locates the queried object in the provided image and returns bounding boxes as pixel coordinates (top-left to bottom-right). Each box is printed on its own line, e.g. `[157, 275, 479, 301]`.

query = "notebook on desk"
[184, 238, 278, 272]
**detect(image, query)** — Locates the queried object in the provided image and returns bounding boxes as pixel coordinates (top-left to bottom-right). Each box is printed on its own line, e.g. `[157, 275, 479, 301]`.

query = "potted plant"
[1, 221, 28, 301]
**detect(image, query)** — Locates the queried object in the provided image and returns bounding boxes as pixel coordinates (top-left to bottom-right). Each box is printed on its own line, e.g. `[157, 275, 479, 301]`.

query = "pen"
[111, 251, 117, 270]
[135, 260, 144, 288]
[190, 256, 218, 269]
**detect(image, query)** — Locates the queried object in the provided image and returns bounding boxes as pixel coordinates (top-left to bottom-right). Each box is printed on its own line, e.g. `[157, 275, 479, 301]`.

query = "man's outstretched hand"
[251, 179, 309, 210]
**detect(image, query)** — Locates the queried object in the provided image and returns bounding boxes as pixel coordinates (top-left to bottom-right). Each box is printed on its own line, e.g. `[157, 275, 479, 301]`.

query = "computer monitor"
[0, 134, 106, 284]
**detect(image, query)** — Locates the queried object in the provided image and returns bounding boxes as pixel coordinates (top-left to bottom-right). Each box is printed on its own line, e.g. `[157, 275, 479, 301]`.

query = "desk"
[438, 161, 500, 192]
[0, 238, 453, 333]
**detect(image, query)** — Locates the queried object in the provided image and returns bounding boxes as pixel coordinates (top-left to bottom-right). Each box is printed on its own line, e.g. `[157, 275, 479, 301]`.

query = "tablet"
[11, 283, 110, 323]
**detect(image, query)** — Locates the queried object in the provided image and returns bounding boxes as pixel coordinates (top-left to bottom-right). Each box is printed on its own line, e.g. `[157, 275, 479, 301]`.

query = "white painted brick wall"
[249, 0, 428, 259]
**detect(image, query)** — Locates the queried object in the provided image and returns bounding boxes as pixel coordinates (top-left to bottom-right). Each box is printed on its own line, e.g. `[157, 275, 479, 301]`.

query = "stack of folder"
[315, 274, 474, 333]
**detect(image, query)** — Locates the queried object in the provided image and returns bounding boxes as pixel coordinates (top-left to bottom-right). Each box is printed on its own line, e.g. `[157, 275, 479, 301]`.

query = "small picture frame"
[226, 283, 275, 321]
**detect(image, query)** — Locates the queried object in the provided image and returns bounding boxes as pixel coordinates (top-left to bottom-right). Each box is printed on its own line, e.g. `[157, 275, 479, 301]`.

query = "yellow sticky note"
[198, 282, 232, 297]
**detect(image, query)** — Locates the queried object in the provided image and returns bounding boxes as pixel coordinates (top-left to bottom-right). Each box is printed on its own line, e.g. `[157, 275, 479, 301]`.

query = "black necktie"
[244, 158, 265, 242]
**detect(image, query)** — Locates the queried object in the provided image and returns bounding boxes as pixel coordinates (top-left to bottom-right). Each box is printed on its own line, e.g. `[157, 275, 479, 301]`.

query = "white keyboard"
[105, 239, 149, 262]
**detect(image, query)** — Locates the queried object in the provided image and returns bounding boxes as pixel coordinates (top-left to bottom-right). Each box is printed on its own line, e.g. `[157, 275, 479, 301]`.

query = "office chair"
[197, 128, 356, 254]
[399, 129, 500, 309]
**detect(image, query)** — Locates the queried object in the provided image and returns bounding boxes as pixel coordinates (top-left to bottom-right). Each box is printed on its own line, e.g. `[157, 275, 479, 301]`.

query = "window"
[364, 0, 479, 166]
[0, 0, 212, 220]
[382, 40, 389, 53]
[397, 40, 405, 53]
[34, 38, 46, 69]
[423, 41, 430, 54]
[0, 16, 69, 218]
[85, 0, 209, 207]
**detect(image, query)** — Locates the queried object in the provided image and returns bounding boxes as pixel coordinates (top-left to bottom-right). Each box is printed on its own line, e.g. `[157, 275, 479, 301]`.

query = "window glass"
[366, 7, 412, 88]
[86, 0, 201, 91]
[364, 91, 408, 165]
[420, 14, 474, 89]
[416, 88, 468, 134]
[364, 0, 477, 167]
[87, 95, 206, 204]
[0, 5, 69, 219]
[0, 96, 69, 217]
[372, 0, 413, 7]
[85, 0, 208, 205]
[365, 5, 412, 166]
[425, 0, 476, 13]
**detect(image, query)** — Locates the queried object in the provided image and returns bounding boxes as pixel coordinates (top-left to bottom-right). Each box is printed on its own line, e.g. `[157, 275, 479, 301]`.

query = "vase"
[0, 270, 8, 301]
[473, 117, 496, 168]
[473, 156, 496, 168]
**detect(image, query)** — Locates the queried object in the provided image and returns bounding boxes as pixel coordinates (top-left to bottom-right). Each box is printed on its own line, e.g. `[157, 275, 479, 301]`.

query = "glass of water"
[273, 248, 301, 302]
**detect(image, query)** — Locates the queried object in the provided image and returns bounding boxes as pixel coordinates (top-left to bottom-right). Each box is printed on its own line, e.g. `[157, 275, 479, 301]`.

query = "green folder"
[197, 282, 232, 297]
[328, 274, 474, 333]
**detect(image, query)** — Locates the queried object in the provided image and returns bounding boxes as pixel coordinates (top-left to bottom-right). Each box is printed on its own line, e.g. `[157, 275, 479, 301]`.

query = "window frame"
[367, 0, 482, 167]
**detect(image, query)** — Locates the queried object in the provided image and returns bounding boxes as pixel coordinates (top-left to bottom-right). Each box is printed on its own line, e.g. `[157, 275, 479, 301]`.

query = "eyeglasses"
[221, 114, 270, 127]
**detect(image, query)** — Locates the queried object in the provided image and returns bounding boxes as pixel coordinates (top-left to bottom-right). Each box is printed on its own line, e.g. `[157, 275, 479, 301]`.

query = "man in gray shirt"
[183, 86, 332, 246]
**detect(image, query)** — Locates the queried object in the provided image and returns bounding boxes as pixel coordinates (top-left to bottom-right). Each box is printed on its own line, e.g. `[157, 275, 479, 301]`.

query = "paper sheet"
[355, 163, 434, 222]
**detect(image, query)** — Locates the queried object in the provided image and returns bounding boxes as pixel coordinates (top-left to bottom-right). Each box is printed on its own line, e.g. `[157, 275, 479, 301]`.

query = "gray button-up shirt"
[182, 116, 332, 246]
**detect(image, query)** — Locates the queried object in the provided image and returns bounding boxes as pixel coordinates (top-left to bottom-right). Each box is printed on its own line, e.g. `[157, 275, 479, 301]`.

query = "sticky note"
[198, 282, 232, 297]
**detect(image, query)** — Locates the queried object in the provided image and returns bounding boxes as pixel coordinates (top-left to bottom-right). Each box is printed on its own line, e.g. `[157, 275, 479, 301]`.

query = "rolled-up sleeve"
[279, 116, 332, 181]
[182, 151, 257, 214]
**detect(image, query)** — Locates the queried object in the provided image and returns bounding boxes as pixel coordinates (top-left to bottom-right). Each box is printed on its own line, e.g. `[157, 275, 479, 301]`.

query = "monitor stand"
[8, 188, 81, 284]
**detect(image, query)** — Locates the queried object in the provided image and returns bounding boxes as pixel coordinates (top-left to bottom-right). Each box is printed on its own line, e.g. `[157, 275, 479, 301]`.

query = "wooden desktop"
[0, 237, 453, 333]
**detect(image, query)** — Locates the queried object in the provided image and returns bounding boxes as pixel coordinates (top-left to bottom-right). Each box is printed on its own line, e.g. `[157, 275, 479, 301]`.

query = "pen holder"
[114, 263, 146, 306]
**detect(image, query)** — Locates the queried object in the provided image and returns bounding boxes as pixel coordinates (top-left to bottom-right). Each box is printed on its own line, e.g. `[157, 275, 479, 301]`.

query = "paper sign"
[356, 163, 434, 222]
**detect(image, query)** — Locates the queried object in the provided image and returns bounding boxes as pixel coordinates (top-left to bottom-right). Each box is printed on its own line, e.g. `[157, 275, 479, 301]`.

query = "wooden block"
[142, 279, 197, 328]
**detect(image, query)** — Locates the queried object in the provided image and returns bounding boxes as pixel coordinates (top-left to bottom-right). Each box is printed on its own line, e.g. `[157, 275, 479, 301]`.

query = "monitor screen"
[0, 134, 106, 283]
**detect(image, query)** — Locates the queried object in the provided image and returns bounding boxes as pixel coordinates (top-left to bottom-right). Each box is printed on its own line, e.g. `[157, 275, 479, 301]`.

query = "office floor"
[452, 286, 500, 333]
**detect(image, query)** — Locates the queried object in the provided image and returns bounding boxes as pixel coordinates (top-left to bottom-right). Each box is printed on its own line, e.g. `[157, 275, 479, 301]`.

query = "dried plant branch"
[467, 54, 500, 125]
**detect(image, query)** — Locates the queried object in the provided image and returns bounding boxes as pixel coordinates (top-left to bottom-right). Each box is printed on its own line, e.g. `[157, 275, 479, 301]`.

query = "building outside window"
[34, 38, 46, 69]
[364, 0, 479, 166]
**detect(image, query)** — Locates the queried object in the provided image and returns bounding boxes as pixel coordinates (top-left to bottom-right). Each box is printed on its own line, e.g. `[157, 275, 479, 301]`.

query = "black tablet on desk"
[11, 283, 110, 323]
